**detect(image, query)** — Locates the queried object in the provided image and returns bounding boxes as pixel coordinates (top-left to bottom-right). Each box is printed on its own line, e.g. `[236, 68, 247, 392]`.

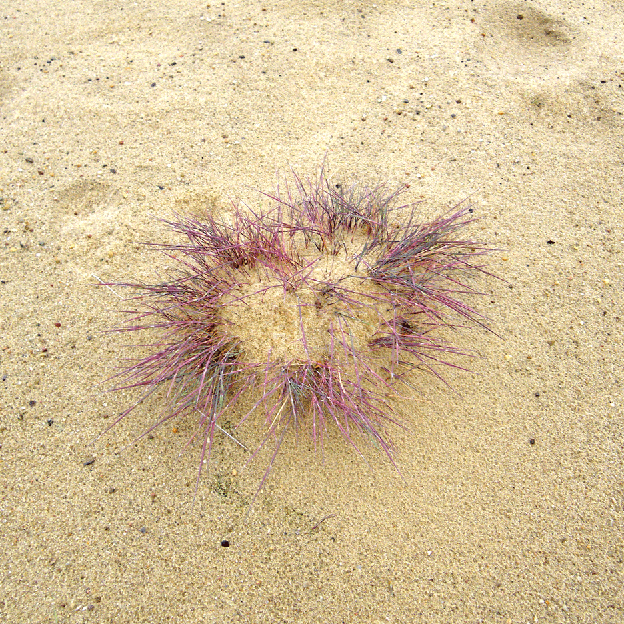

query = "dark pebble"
[83, 457, 96, 466]
[47, 419, 53, 426]
[529, 438, 536, 445]
[29, 400, 37, 406]
[221, 539, 230, 547]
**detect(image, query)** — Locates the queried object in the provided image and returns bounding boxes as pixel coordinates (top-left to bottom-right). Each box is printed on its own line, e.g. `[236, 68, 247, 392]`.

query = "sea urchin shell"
[105, 170, 493, 492]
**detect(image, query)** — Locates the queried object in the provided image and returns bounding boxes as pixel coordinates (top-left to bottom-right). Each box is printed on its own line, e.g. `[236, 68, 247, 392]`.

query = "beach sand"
[1, 0, 622, 622]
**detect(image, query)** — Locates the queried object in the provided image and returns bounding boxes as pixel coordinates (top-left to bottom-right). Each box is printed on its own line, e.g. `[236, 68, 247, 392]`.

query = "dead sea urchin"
[104, 170, 494, 493]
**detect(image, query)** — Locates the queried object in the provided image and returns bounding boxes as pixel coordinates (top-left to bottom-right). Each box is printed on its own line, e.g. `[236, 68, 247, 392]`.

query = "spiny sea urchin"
[105, 169, 493, 493]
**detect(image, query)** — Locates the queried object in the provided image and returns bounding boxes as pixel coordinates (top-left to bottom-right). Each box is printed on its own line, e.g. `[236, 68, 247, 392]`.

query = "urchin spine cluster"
[106, 171, 492, 489]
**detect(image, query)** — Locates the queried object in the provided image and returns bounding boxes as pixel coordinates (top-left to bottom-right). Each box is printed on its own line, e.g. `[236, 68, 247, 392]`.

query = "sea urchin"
[105, 170, 493, 493]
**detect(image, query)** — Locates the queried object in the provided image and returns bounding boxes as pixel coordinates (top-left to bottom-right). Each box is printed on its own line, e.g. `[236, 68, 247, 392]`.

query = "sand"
[1, 0, 623, 622]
